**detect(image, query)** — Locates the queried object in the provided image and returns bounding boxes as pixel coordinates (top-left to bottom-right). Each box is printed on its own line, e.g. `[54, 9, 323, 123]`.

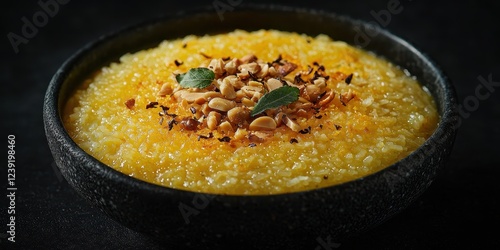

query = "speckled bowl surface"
[43, 4, 458, 249]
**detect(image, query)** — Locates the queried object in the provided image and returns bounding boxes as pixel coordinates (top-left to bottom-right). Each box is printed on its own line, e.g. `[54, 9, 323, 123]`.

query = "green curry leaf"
[251, 86, 300, 117]
[176, 68, 215, 88]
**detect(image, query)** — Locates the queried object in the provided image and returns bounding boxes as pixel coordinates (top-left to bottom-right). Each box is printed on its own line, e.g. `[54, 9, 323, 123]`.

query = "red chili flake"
[182, 43, 187, 48]
[323, 175, 329, 180]
[218, 136, 231, 142]
[334, 124, 342, 130]
[249, 143, 257, 147]
[313, 62, 320, 67]
[199, 52, 212, 59]
[146, 101, 158, 109]
[222, 56, 231, 61]
[197, 133, 214, 141]
[125, 98, 135, 109]
[319, 124, 323, 129]
[315, 115, 323, 119]
[174, 60, 183, 67]
[290, 138, 298, 144]
[299, 126, 311, 134]
[345, 73, 353, 84]
[180, 118, 199, 131]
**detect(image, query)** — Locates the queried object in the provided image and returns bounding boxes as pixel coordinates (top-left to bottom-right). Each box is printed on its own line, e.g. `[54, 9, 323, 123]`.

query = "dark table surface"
[1, 0, 499, 249]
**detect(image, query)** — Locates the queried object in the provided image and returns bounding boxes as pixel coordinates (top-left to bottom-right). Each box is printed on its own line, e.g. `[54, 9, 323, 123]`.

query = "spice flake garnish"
[146, 101, 158, 109]
[168, 119, 178, 131]
[174, 60, 183, 67]
[299, 126, 311, 134]
[198, 133, 214, 141]
[345, 73, 353, 84]
[217, 136, 231, 142]
[199, 52, 212, 59]
[125, 98, 135, 109]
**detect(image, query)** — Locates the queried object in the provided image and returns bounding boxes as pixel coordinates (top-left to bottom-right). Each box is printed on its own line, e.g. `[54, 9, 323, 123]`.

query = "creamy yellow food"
[63, 30, 438, 195]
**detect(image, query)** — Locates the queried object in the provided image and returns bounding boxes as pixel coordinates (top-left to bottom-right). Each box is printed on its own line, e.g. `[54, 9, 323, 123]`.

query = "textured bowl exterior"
[43, 5, 458, 249]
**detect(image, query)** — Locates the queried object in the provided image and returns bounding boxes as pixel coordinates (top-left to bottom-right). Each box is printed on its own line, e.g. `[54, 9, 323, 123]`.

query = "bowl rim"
[44, 3, 458, 199]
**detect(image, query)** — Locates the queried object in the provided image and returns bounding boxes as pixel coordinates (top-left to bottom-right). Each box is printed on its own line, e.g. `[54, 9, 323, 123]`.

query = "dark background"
[1, 0, 499, 249]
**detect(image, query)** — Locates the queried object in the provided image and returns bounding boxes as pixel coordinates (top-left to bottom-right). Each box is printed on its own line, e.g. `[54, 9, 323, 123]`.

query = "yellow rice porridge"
[63, 29, 439, 195]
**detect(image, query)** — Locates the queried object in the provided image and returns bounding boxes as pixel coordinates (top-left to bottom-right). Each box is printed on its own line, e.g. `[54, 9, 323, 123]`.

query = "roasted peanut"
[283, 115, 301, 132]
[249, 116, 277, 131]
[227, 107, 250, 125]
[240, 54, 257, 63]
[158, 83, 173, 96]
[206, 111, 222, 130]
[317, 90, 335, 107]
[238, 62, 261, 74]
[218, 121, 234, 134]
[208, 58, 225, 77]
[265, 78, 283, 91]
[208, 98, 236, 111]
[220, 81, 237, 99]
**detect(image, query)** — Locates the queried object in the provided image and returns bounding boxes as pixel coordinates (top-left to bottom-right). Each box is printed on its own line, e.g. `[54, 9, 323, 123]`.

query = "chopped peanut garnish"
[155, 55, 344, 142]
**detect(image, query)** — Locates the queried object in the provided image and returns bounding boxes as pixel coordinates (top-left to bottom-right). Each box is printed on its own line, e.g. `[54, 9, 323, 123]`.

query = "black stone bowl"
[43, 5, 458, 249]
